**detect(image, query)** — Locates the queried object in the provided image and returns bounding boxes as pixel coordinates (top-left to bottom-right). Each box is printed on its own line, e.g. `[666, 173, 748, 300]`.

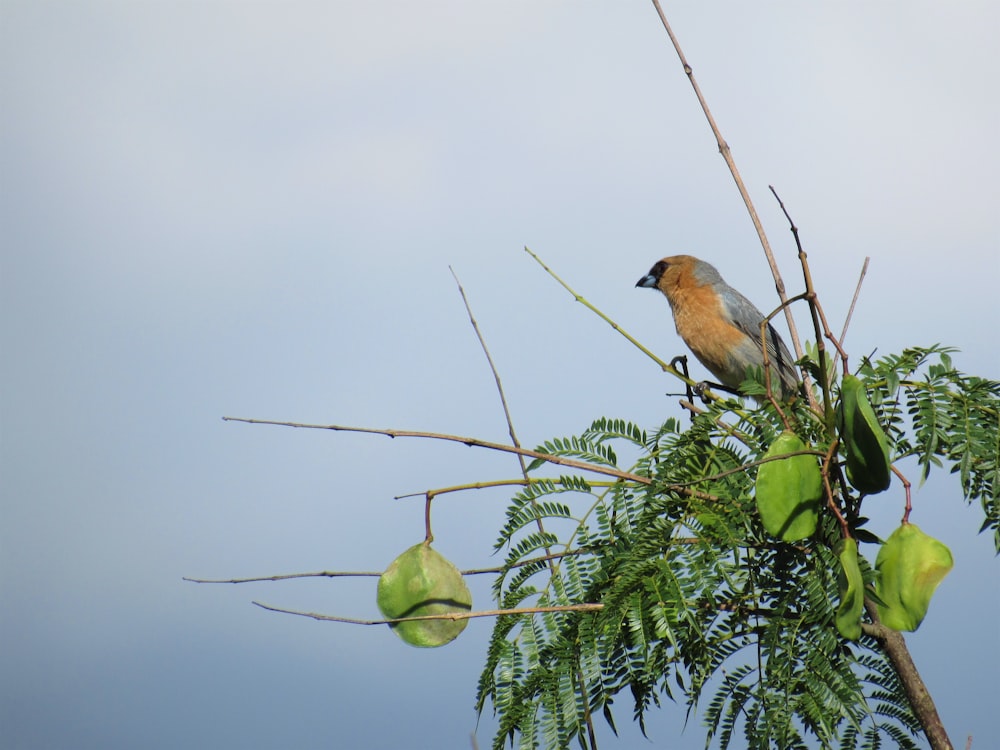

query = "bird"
[635, 255, 799, 400]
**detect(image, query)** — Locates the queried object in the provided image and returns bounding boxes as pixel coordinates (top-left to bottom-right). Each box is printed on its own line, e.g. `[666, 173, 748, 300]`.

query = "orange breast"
[668, 284, 748, 385]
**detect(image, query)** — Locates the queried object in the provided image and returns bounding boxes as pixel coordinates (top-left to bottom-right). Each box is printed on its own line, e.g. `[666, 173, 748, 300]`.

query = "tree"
[194, 5, 1000, 749]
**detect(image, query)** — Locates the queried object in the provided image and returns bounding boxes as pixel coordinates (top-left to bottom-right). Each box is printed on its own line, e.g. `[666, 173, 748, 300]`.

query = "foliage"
[475, 347, 999, 749]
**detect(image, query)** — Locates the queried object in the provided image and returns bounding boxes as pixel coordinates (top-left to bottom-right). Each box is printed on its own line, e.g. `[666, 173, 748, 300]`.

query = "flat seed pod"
[835, 538, 865, 641]
[377, 543, 472, 647]
[875, 524, 953, 631]
[754, 431, 823, 541]
[838, 374, 892, 495]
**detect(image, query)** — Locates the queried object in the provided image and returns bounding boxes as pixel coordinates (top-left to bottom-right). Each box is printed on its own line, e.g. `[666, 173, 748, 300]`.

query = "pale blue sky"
[2, 3, 998, 749]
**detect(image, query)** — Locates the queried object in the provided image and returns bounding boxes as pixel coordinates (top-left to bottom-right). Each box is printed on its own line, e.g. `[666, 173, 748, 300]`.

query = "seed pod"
[837, 374, 892, 495]
[835, 537, 864, 640]
[875, 524, 953, 631]
[377, 543, 472, 647]
[754, 431, 823, 541]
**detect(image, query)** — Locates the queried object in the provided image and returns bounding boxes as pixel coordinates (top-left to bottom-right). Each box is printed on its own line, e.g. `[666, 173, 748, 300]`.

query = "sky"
[2, 2, 998, 749]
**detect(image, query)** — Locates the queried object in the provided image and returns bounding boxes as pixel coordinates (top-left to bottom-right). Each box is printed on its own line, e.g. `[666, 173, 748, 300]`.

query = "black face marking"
[635, 260, 669, 288]
[649, 260, 668, 280]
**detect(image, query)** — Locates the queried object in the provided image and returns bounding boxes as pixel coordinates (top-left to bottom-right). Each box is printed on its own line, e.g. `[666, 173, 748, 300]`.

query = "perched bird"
[636, 255, 799, 400]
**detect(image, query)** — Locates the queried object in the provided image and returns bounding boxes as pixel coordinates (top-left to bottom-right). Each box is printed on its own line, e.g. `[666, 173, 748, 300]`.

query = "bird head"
[635, 255, 708, 297]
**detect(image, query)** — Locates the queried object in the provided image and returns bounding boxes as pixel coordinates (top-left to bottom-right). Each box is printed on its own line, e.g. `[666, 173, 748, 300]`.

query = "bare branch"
[649, 1, 806, 368]
[524, 246, 685, 379]
[252, 600, 605, 625]
[184, 572, 380, 584]
[862, 602, 955, 750]
[450, 268, 562, 595]
[222, 415, 651, 484]
[450, 267, 527, 476]
[837, 257, 870, 372]
[394, 477, 617, 501]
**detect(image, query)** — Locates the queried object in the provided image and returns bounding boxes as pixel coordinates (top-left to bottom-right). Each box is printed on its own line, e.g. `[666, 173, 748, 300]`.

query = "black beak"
[635, 274, 657, 289]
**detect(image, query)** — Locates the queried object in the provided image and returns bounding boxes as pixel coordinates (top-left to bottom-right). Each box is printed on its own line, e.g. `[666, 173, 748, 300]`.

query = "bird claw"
[693, 381, 714, 403]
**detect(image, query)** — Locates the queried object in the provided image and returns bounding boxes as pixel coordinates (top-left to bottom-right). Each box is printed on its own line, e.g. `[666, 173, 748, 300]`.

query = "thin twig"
[252, 600, 605, 625]
[185, 543, 721, 587]
[423, 495, 433, 543]
[768, 186, 827, 417]
[758, 292, 812, 427]
[523, 246, 685, 380]
[837, 258, 870, 373]
[394, 477, 617, 501]
[184, 572, 380, 583]
[450, 267, 529, 476]
[892, 464, 913, 525]
[820, 441, 851, 540]
[450, 268, 559, 578]
[184, 550, 596, 586]
[222, 416, 650, 484]
[222, 417, 729, 502]
[650, 1, 806, 368]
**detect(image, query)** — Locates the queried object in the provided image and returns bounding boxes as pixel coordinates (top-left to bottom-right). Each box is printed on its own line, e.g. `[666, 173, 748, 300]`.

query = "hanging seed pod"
[875, 524, 953, 631]
[754, 431, 823, 541]
[835, 537, 865, 640]
[837, 374, 892, 495]
[376, 543, 472, 647]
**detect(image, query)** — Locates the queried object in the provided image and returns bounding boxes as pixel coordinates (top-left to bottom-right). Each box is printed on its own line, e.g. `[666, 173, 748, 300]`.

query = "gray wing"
[719, 286, 798, 394]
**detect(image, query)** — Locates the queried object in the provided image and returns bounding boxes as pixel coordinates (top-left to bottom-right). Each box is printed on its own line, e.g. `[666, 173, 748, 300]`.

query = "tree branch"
[184, 548, 601, 585]
[862, 602, 954, 750]
[222, 416, 650, 484]
[252, 600, 605, 625]
[650, 0, 807, 368]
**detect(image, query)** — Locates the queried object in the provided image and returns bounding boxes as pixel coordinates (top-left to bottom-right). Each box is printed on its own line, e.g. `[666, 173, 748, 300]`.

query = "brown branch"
[222, 416, 651, 485]
[837, 258, 870, 373]
[861, 602, 954, 750]
[184, 549, 600, 586]
[394, 477, 616, 501]
[223, 416, 726, 502]
[650, 1, 806, 368]
[254, 595, 780, 626]
[892, 464, 913, 524]
[820, 440, 851, 540]
[180, 572, 390, 587]
[423, 495, 433, 543]
[449, 268, 564, 594]
[758, 292, 811, 426]
[450, 267, 528, 476]
[185, 535, 770, 587]
[768, 186, 830, 419]
[252, 600, 605, 625]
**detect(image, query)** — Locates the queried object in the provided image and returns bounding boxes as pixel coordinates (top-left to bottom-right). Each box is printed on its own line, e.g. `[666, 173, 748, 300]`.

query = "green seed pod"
[835, 537, 865, 641]
[875, 524, 953, 631]
[837, 374, 892, 495]
[754, 431, 823, 541]
[376, 543, 472, 647]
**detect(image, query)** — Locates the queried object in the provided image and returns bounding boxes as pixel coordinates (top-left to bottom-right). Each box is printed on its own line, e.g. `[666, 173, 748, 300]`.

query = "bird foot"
[693, 381, 715, 404]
